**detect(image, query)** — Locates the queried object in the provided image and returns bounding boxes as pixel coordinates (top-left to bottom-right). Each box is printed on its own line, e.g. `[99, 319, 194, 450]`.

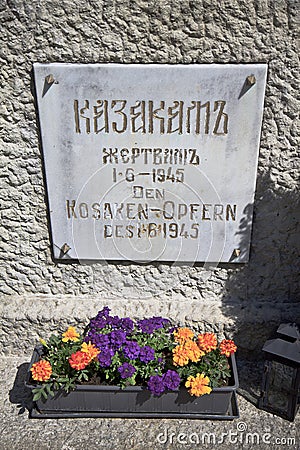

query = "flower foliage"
[29, 307, 237, 402]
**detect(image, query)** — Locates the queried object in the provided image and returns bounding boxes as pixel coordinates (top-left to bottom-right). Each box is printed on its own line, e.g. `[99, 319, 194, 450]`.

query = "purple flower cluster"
[139, 346, 155, 363]
[84, 308, 134, 367]
[119, 317, 134, 332]
[123, 341, 140, 359]
[87, 306, 111, 330]
[110, 330, 127, 351]
[87, 307, 134, 334]
[97, 348, 115, 367]
[137, 317, 170, 334]
[84, 308, 168, 379]
[118, 362, 136, 379]
[147, 370, 181, 396]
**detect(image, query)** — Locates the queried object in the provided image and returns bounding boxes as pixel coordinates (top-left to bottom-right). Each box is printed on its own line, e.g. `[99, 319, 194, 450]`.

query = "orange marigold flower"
[69, 351, 90, 370]
[62, 326, 80, 342]
[30, 359, 52, 382]
[184, 339, 204, 362]
[172, 345, 190, 366]
[173, 327, 194, 344]
[185, 373, 212, 397]
[197, 333, 218, 353]
[81, 342, 100, 362]
[219, 339, 237, 357]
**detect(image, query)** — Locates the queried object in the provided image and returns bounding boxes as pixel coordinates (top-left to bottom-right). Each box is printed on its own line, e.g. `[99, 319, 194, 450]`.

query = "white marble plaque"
[34, 63, 267, 263]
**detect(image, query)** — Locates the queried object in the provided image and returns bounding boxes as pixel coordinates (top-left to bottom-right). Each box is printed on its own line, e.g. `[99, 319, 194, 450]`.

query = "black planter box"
[26, 347, 239, 419]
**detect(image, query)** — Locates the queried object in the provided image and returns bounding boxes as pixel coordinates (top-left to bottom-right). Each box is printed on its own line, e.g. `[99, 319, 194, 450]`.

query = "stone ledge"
[1, 296, 298, 356]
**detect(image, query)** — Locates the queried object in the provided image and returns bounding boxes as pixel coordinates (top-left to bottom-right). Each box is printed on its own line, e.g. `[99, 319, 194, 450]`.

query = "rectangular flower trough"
[26, 347, 239, 419]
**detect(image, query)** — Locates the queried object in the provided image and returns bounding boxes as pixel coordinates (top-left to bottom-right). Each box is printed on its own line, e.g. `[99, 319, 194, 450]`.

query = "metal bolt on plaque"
[246, 74, 256, 86]
[60, 243, 71, 255]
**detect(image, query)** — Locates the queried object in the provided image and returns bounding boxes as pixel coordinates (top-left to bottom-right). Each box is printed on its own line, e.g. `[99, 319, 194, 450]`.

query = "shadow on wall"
[9, 363, 33, 415]
[221, 171, 299, 358]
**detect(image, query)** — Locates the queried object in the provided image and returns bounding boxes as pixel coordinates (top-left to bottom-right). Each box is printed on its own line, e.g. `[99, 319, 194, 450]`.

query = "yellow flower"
[173, 327, 194, 344]
[185, 373, 212, 397]
[62, 326, 80, 342]
[184, 340, 204, 362]
[173, 339, 204, 366]
[81, 342, 100, 362]
[39, 338, 47, 347]
[172, 344, 190, 366]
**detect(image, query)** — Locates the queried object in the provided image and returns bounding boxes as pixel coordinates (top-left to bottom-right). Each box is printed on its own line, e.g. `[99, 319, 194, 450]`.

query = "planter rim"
[26, 345, 239, 393]
[29, 391, 239, 420]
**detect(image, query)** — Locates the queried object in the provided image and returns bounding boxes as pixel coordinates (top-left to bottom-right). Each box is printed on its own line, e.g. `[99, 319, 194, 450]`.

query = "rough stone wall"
[0, 0, 299, 354]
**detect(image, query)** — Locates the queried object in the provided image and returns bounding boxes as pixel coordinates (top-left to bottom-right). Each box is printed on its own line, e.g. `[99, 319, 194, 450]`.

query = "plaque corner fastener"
[232, 249, 241, 258]
[45, 74, 59, 85]
[60, 243, 71, 255]
[246, 74, 256, 86]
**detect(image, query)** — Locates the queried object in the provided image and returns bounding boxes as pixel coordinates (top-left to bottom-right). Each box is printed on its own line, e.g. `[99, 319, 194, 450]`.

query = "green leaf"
[45, 384, 55, 396]
[33, 391, 42, 401]
[41, 389, 48, 399]
[32, 387, 41, 394]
